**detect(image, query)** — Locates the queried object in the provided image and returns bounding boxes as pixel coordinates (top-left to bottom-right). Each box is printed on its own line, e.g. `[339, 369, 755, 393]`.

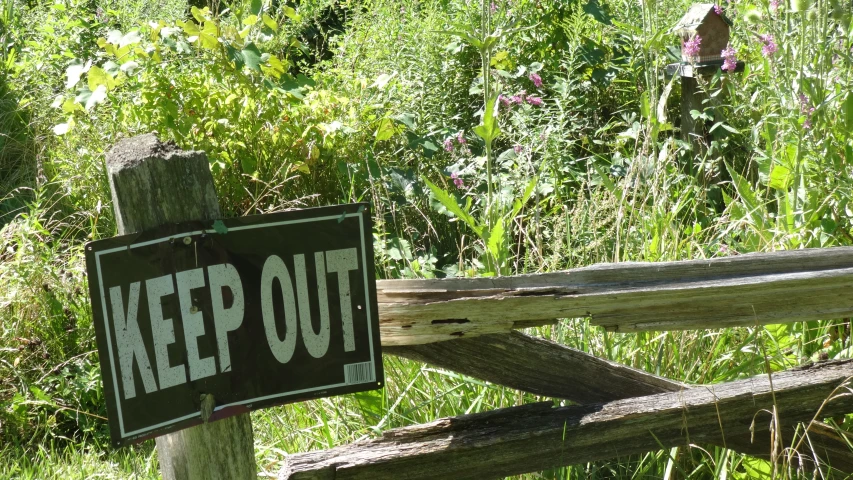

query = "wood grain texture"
[106, 134, 256, 480]
[387, 331, 685, 403]
[376, 248, 853, 345]
[388, 331, 853, 468]
[280, 360, 853, 480]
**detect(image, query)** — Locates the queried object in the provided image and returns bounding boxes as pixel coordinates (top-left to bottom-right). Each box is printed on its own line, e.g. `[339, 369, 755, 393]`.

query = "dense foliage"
[1, 0, 853, 477]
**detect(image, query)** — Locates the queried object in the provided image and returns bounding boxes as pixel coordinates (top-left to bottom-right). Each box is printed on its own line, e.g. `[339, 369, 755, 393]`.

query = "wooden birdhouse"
[674, 3, 733, 64]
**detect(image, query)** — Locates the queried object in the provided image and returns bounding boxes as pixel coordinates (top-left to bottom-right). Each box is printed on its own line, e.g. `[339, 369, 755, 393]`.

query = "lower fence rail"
[279, 360, 853, 479]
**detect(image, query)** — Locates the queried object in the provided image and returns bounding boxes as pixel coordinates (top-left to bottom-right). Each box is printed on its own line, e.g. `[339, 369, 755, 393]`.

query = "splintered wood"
[280, 360, 853, 480]
[376, 248, 853, 345]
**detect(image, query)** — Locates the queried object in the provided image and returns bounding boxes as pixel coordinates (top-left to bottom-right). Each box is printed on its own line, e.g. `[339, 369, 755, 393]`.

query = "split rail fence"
[279, 248, 853, 479]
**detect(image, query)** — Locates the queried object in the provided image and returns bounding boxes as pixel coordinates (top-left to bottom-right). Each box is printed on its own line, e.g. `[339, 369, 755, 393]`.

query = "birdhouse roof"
[673, 3, 733, 32]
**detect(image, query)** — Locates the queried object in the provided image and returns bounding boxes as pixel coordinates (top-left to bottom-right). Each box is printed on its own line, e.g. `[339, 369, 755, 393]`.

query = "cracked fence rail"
[375, 247, 853, 345]
[280, 360, 853, 480]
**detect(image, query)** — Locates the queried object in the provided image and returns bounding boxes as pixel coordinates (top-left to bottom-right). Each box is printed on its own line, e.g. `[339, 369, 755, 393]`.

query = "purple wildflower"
[490, 2, 497, 13]
[770, 0, 780, 13]
[510, 95, 523, 104]
[513, 145, 523, 154]
[721, 45, 738, 72]
[714, 4, 723, 15]
[529, 73, 543, 88]
[526, 96, 543, 107]
[760, 34, 778, 57]
[683, 35, 702, 58]
[451, 172, 464, 188]
[798, 93, 810, 113]
[456, 131, 466, 145]
[444, 138, 454, 152]
[499, 95, 511, 107]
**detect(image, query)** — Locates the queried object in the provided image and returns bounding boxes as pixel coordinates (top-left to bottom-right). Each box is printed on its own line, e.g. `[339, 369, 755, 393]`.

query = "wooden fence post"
[105, 133, 256, 480]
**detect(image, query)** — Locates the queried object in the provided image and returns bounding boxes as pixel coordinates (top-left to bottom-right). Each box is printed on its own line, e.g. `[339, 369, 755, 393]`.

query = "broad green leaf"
[768, 164, 791, 190]
[87, 65, 117, 91]
[424, 179, 482, 235]
[485, 218, 505, 265]
[243, 15, 258, 26]
[53, 123, 70, 135]
[118, 30, 141, 48]
[262, 13, 278, 32]
[473, 93, 501, 144]
[180, 20, 200, 36]
[374, 117, 397, 141]
[282, 6, 301, 21]
[241, 43, 262, 70]
[65, 63, 87, 89]
[86, 85, 108, 110]
[199, 22, 220, 49]
[120, 61, 139, 74]
[249, 0, 262, 15]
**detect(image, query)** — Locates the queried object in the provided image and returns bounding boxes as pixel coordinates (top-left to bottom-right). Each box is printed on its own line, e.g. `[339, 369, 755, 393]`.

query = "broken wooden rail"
[376, 247, 853, 345]
[280, 360, 853, 479]
[277, 247, 853, 478]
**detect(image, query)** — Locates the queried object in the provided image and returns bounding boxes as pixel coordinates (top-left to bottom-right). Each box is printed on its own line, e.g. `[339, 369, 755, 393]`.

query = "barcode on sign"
[344, 362, 374, 385]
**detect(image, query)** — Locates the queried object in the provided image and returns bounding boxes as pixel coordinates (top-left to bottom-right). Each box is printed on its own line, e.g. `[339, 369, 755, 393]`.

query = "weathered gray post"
[105, 133, 256, 480]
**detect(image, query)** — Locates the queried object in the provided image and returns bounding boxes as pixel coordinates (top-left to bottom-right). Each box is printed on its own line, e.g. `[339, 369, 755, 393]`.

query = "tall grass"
[1, 0, 853, 478]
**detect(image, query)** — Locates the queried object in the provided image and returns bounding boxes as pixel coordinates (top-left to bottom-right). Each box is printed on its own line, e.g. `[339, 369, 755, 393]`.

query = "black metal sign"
[85, 203, 383, 446]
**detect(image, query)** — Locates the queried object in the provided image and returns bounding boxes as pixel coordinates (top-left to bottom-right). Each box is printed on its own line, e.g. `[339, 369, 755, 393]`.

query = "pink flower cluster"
[714, 4, 723, 15]
[683, 35, 702, 58]
[529, 73, 543, 88]
[498, 92, 543, 108]
[450, 172, 464, 188]
[799, 93, 815, 129]
[444, 131, 468, 152]
[760, 34, 778, 57]
[721, 45, 738, 72]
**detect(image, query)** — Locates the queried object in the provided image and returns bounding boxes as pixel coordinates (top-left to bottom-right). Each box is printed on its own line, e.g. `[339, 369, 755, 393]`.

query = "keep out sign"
[85, 203, 383, 446]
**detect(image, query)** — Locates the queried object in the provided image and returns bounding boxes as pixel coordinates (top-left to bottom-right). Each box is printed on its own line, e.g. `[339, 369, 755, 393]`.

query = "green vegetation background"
[2, 0, 853, 477]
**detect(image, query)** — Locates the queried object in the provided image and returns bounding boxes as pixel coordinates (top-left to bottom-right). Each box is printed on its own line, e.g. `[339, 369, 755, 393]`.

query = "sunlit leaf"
[86, 85, 108, 110]
[53, 123, 70, 135]
[262, 13, 278, 32]
[241, 43, 262, 70]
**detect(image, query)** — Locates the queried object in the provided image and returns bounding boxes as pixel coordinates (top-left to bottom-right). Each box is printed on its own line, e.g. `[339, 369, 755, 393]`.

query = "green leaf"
[844, 93, 853, 134]
[199, 22, 220, 49]
[374, 117, 397, 141]
[424, 179, 482, 236]
[65, 62, 86, 89]
[282, 6, 301, 21]
[86, 85, 108, 110]
[241, 43, 262, 70]
[87, 66, 117, 91]
[118, 30, 141, 48]
[473, 93, 501, 144]
[249, 0, 262, 15]
[53, 123, 70, 135]
[485, 217, 505, 265]
[768, 164, 791, 190]
[262, 13, 278, 31]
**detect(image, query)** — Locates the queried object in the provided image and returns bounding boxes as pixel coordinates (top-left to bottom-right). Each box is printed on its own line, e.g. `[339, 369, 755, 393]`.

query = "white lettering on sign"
[261, 255, 299, 364]
[296, 253, 330, 358]
[108, 249, 363, 398]
[326, 248, 358, 352]
[146, 274, 188, 391]
[176, 268, 216, 382]
[110, 282, 158, 399]
[208, 263, 244, 373]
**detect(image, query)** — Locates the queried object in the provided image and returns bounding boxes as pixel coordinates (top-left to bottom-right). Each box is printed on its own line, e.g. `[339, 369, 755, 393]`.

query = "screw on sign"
[87, 202, 383, 447]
